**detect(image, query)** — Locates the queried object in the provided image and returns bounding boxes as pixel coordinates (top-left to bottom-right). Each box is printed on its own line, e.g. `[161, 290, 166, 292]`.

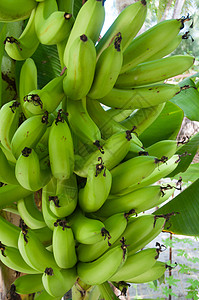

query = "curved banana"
[17, 194, 46, 229]
[11, 113, 50, 159]
[4, 8, 40, 61]
[0, 242, 41, 274]
[11, 274, 43, 295]
[48, 111, 74, 180]
[67, 97, 102, 146]
[109, 247, 160, 282]
[77, 243, 127, 285]
[110, 155, 160, 194]
[63, 34, 96, 100]
[115, 55, 195, 88]
[18, 227, 59, 272]
[35, 0, 74, 45]
[0, 100, 21, 152]
[15, 147, 52, 192]
[0, 215, 20, 248]
[77, 212, 128, 262]
[42, 267, 77, 298]
[78, 157, 112, 212]
[0, 147, 18, 185]
[68, 208, 109, 244]
[34, 290, 62, 300]
[0, 0, 37, 22]
[88, 32, 123, 99]
[23, 75, 65, 115]
[98, 83, 180, 109]
[121, 18, 188, 73]
[96, 0, 147, 58]
[19, 58, 37, 118]
[106, 107, 134, 123]
[63, 0, 105, 67]
[52, 219, 77, 268]
[145, 139, 178, 160]
[57, 0, 74, 14]
[49, 174, 78, 218]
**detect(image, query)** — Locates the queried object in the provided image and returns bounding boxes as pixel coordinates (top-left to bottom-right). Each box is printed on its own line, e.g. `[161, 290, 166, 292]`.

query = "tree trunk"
[172, 0, 186, 18]
[160, 0, 174, 21]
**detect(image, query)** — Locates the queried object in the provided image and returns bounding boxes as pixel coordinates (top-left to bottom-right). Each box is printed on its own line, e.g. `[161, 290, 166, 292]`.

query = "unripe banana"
[35, 0, 74, 45]
[68, 208, 109, 244]
[0, 215, 20, 248]
[63, 0, 105, 67]
[34, 290, 62, 300]
[67, 97, 102, 146]
[52, 219, 77, 268]
[11, 113, 50, 159]
[23, 76, 65, 115]
[57, 0, 74, 14]
[145, 139, 178, 160]
[110, 155, 160, 194]
[77, 243, 127, 285]
[0, 242, 41, 274]
[0, 147, 18, 185]
[18, 226, 59, 272]
[4, 9, 40, 60]
[0, 0, 37, 22]
[109, 247, 160, 282]
[96, 0, 147, 58]
[63, 34, 96, 100]
[17, 194, 46, 229]
[15, 147, 52, 192]
[121, 18, 188, 73]
[48, 111, 74, 180]
[98, 83, 180, 109]
[77, 213, 128, 262]
[42, 267, 77, 298]
[78, 158, 112, 212]
[88, 32, 123, 99]
[11, 274, 43, 295]
[115, 55, 195, 88]
[106, 107, 134, 123]
[49, 174, 78, 218]
[0, 100, 21, 152]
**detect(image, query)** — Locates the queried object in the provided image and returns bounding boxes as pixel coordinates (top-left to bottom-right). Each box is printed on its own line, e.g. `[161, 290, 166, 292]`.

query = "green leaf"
[172, 163, 199, 183]
[171, 78, 199, 121]
[139, 101, 184, 147]
[154, 178, 199, 236]
[74, 0, 83, 17]
[169, 132, 199, 177]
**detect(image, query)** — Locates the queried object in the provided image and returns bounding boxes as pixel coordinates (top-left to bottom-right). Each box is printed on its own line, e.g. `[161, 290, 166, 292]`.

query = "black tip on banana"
[45, 267, 54, 276]
[141, 0, 147, 6]
[54, 219, 71, 230]
[9, 101, 20, 113]
[64, 13, 73, 20]
[4, 36, 22, 51]
[101, 227, 111, 245]
[49, 196, 60, 207]
[0, 242, 6, 257]
[19, 219, 29, 243]
[22, 147, 32, 157]
[93, 140, 104, 154]
[80, 34, 88, 42]
[41, 111, 49, 124]
[24, 94, 43, 109]
[95, 157, 106, 177]
[120, 237, 128, 260]
[114, 32, 122, 52]
[179, 13, 192, 29]
[165, 261, 178, 270]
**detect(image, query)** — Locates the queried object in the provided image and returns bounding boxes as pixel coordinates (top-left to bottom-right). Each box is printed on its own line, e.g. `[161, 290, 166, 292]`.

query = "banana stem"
[72, 279, 92, 300]
[57, 38, 68, 69]
[97, 281, 118, 300]
[0, 24, 7, 108]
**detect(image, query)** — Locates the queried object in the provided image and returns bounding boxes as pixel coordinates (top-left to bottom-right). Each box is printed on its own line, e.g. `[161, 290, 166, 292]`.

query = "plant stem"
[98, 281, 118, 300]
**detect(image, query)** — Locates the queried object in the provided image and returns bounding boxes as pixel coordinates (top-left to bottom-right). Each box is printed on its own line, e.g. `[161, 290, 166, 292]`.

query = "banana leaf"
[154, 178, 199, 236]
[172, 163, 199, 183]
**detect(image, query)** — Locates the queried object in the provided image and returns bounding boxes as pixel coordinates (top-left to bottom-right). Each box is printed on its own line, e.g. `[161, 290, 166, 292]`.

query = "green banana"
[115, 55, 195, 88]
[52, 219, 77, 268]
[0, 184, 32, 209]
[42, 267, 77, 298]
[63, 34, 96, 100]
[0, 100, 21, 152]
[57, 0, 74, 14]
[0, 215, 20, 248]
[77, 243, 127, 285]
[11, 113, 50, 159]
[145, 139, 178, 159]
[68, 208, 109, 244]
[33, 226, 53, 247]
[121, 18, 188, 73]
[77, 213, 128, 262]
[123, 141, 147, 161]
[11, 274, 43, 295]
[120, 103, 165, 136]
[63, 0, 105, 67]
[48, 111, 74, 180]
[49, 174, 78, 218]
[88, 32, 123, 99]
[35, 0, 74, 45]
[34, 290, 62, 300]
[98, 83, 180, 109]
[126, 260, 167, 283]
[0, 242, 41, 274]
[106, 107, 134, 123]
[0, 0, 37, 22]
[4, 8, 40, 60]
[19, 58, 38, 118]
[17, 194, 46, 229]
[96, 0, 147, 58]
[18, 226, 59, 272]
[15, 147, 52, 192]
[67, 97, 102, 146]
[110, 155, 160, 194]
[0, 147, 18, 185]
[109, 247, 160, 282]
[78, 158, 112, 212]
[23, 76, 65, 115]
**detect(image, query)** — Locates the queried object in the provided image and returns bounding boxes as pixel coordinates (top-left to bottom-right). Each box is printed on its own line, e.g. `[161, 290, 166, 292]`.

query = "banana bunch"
[0, 0, 194, 298]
